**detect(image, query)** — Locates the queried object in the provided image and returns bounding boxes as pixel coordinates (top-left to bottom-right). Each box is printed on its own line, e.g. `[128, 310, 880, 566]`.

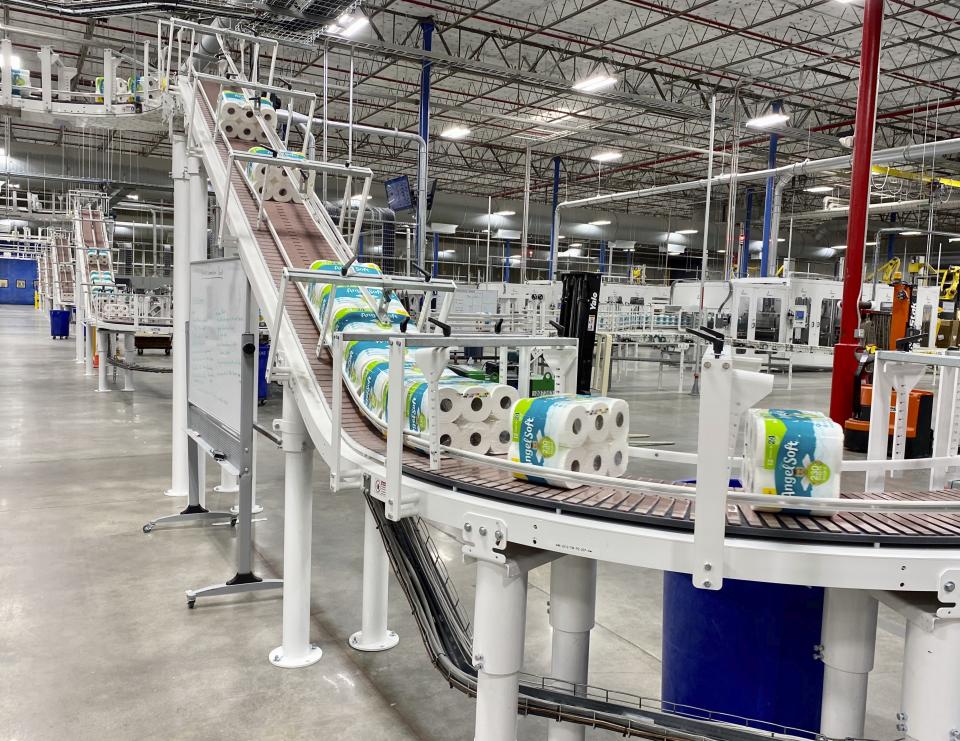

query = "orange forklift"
[843, 275, 935, 457]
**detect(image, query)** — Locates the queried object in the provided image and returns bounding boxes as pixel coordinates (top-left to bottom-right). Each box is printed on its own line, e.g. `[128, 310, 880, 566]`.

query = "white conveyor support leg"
[96, 329, 109, 392]
[84, 319, 94, 376]
[166, 130, 190, 497]
[819, 588, 878, 739]
[548, 556, 597, 741]
[899, 614, 960, 740]
[214, 467, 239, 494]
[270, 387, 322, 668]
[473, 560, 528, 741]
[349, 505, 399, 652]
[123, 333, 135, 392]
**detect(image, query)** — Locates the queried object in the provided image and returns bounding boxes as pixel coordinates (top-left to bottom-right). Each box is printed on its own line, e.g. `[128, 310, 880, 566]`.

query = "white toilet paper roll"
[486, 416, 512, 455]
[458, 386, 492, 423]
[584, 398, 611, 443]
[509, 442, 587, 489]
[607, 443, 629, 478]
[490, 385, 519, 420]
[605, 397, 630, 441]
[440, 426, 467, 451]
[583, 445, 607, 476]
[431, 386, 466, 423]
[459, 422, 490, 454]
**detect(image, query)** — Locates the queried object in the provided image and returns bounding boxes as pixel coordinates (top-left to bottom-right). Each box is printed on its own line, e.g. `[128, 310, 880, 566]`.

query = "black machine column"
[558, 271, 601, 395]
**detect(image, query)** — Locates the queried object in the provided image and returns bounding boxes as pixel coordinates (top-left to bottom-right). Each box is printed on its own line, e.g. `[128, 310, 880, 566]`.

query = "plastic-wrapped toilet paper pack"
[742, 408, 844, 514]
[305, 259, 518, 455]
[245, 147, 306, 202]
[509, 395, 632, 487]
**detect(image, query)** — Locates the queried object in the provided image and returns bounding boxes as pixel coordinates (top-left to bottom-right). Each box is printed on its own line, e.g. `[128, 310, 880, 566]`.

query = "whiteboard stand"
[185, 332, 282, 608]
[143, 318, 235, 534]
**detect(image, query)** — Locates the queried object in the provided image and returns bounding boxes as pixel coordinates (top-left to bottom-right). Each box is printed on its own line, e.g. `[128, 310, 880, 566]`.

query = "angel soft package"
[305, 259, 517, 455]
[742, 408, 844, 513]
[509, 395, 630, 489]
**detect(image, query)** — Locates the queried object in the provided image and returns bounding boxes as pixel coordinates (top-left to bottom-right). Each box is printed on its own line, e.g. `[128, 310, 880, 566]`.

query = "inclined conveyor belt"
[194, 80, 960, 550]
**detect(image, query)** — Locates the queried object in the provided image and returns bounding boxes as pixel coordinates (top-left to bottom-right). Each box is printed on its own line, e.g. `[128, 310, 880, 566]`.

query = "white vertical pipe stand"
[214, 468, 239, 494]
[349, 506, 399, 652]
[96, 329, 109, 392]
[166, 130, 190, 497]
[819, 588, 878, 739]
[548, 556, 597, 741]
[899, 612, 960, 740]
[269, 385, 322, 668]
[473, 560, 528, 741]
[122, 333, 135, 391]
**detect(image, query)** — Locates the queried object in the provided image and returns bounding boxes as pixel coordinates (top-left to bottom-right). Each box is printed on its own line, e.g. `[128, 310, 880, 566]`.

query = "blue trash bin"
[661, 479, 824, 736]
[50, 309, 70, 339]
[258, 343, 270, 403]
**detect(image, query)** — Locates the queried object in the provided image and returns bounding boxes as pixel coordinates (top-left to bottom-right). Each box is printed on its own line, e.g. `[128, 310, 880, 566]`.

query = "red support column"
[829, 0, 885, 425]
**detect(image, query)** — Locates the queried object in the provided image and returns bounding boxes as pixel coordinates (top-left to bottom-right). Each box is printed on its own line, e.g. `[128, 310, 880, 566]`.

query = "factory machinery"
[12, 18, 960, 741]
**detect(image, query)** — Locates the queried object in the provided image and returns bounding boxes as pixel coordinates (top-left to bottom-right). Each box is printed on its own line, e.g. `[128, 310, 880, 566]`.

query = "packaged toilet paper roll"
[459, 422, 490, 454]
[490, 385, 519, 420]
[582, 445, 607, 476]
[584, 397, 611, 443]
[509, 442, 588, 489]
[487, 415, 512, 455]
[510, 396, 589, 449]
[743, 408, 843, 514]
[607, 442, 630, 478]
[456, 384, 493, 423]
[604, 397, 630, 441]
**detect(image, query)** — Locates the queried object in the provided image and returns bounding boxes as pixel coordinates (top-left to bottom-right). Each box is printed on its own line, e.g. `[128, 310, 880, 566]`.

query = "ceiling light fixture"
[950, 237, 960, 243]
[327, 13, 369, 37]
[675, 228, 698, 235]
[805, 185, 834, 193]
[568, 242, 583, 248]
[746, 112, 790, 129]
[590, 151, 621, 163]
[126, 194, 139, 201]
[832, 245, 847, 250]
[492, 210, 515, 217]
[572, 73, 617, 93]
[589, 219, 611, 226]
[900, 230, 923, 236]
[440, 126, 471, 140]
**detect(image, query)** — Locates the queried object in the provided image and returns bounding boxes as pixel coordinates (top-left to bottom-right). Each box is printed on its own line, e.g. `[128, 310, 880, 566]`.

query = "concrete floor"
[0, 304, 906, 740]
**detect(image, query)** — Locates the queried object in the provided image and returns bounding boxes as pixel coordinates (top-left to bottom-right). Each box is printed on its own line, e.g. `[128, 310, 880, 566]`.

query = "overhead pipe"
[765, 174, 793, 255]
[829, 0, 885, 427]
[740, 187, 754, 277]
[759, 101, 782, 276]
[786, 198, 933, 222]
[552, 136, 960, 262]
[417, 18, 434, 274]
[548, 156, 562, 280]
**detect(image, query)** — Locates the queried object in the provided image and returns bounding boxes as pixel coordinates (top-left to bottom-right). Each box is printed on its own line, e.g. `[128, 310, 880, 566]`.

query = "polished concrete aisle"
[0, 305, 903, 740]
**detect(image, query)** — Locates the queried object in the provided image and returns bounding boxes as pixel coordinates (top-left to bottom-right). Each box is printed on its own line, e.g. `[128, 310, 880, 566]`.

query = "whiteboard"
[451, 288, 498, 315]
[189, 258, 248, 435]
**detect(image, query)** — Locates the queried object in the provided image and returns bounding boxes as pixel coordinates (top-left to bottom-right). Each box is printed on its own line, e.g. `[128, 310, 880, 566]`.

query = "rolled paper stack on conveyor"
[509, 395, 630, 488]
[245, 146, 305, 203]
[217, 91, 277, 141]
[304, 259, 518, 455]
[742, 408, 844, 514]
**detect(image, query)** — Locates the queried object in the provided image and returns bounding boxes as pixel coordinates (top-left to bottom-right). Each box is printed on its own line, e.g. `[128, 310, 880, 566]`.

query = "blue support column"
[887, 212, 897, 260]
[503, 239, 511, 283]
[432, 231, 439, 278]
[759, 101, 782, 277]
[416, 18, 434, 273]
[741, 188, 754, 277]
[548, 156, 562, 280]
